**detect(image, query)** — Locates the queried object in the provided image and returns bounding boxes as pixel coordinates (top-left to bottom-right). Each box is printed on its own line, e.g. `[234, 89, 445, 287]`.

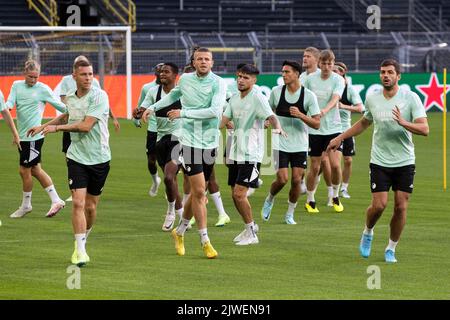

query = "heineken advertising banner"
[222, 73, 447, 112]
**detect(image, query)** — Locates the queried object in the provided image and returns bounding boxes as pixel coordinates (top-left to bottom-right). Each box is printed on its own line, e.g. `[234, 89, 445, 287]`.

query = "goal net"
[0, 26, 132, 118]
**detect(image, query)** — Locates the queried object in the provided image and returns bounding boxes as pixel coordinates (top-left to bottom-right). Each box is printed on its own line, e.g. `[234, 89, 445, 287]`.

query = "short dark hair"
[73, 59, 92, 70]
[238, 64, 260, 76]
[380, 59, 401, 74]
[282, 60, 302, 74]
[163, 62, 179, 74]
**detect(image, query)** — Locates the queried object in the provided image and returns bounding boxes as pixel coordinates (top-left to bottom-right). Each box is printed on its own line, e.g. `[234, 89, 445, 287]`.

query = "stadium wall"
[0, 73, 446, 119]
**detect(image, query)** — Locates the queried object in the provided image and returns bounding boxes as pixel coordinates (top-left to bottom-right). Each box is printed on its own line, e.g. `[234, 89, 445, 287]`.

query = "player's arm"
[142, 86, 182, 122]
[339, 102, 364, 113]
[1, 108, 21, 150]
[392, 106, 429, 136]
[5, 83, 17, 109]
[27, 113, 69, 137]
[327, 116, 372, 152]
[177, 80, 226, 120]
[108, 108, 120, 133]
[43, 116, 97, 135]
[289, 108, 320, 129]
[44, 86, 67, 113]
[267, 114, 287, 137]
[220, 115, 231, 129]
[321, 94, 340, 116]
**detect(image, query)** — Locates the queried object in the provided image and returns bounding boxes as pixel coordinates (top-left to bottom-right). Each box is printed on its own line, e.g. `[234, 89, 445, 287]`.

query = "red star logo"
[415, 73, 445, 111]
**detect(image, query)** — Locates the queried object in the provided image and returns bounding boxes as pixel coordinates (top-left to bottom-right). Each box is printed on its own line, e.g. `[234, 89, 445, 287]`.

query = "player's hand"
[289, 106, 302, 118]
[132, 118, 142, 128]
[392, 106, 405, 126]
[113, 118, 120, 133]
[320, 108, 328, 117]
[42, 125, 57, 136]
[132, 107, 146, 119]
[225, 121, 234, 130]
[326, 137, 342, 152]
[27, 125, 43, 137]
[13, 135, 21, 151]
[264, 120, 270, 129]
[272, 128, 288, 138]
[168, 109, 181, 121]
[142, 108, 154, 123]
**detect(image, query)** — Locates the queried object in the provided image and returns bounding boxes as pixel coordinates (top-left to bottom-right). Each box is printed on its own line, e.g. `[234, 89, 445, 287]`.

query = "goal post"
[0, 26, 132, 119]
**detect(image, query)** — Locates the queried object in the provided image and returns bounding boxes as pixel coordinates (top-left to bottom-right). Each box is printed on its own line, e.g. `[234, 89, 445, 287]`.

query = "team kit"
[0, 46, 428, 266]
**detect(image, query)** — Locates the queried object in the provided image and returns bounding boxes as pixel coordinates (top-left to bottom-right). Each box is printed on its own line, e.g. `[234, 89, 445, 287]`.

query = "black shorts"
[156, 134, 181, 168]
[146, 131, 158, 156]
[228, 162, 261, 188]
[179, 145, 216, 182]
[308, 133, 342, 157]
[67, 158, 110, 196]
[19, 139, 44, 167]
[273, 150, 307, 170]
[62, 132, 71, 153]
[342, 137, 355, 157]
[369, 163, 416, 194]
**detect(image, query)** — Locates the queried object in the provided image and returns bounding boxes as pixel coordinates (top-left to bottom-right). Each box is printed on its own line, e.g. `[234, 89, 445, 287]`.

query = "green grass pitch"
[0, 113, 449, 299]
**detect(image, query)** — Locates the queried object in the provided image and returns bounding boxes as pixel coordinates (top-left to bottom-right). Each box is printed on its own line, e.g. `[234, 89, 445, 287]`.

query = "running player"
[142, 47, 226, 259]
[133, 63, 164, 197]
[221, 64, 285, 245]
[327, 59, 428, 263]
[303, 49, 346, 214]
[261, 60, 320, 224]
[140, 62, 184, 231]
[6, 60, 66, 219]
[333, 61, 364, 198]
[28, 59, 112, 267]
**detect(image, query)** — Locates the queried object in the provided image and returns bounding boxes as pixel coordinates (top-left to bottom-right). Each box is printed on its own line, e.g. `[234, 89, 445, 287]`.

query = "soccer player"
[303, 49, 346, 214]
[142, 47, 226, 259]
[28, 59, 112, 267]
[133, 63, 164, 197]
[6, 60, 66, 219]
[333, 62, 364, 198]
[179, 57, 230, 228]
[59, 55, 113, 202]
[327, 59, 428, 263]
[140, 62, 184, 231]
[300, 46, 321, 84]
[221, 64, 285, 245]
[261, 60, 320, 224]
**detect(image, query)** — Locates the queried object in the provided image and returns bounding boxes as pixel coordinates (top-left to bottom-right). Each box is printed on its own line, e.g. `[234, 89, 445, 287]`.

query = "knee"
[277, 173, 289, 185]
[291, 176, 302, 186]
[30, 166, 40, 177]
[72, 198, 85, 211]
[232, 189, 246, 202]
[85, 202, 97, 215]
[345, 157, 353, 166]
[394, 203, 407, 215]
[191, 186, 205, 199]
[371, 201, 387, 213]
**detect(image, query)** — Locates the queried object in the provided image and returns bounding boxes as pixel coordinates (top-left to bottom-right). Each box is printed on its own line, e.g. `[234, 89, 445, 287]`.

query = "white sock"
[167, 200, 176, 214]
[176, 217, 190, 235]
[386, 239, 398, 252]
[306, 190, 315, 203]
[341, 182, 349, 191]
[266, 193, 275, 203]
[198, 228, 210, 245]
[312, 175, 321, 193]
[182, 194, 190, 206]
[363, 225, 374, 236]
[332, 184, 340, 198]
[210, 191, 226, 216]
[287, 201, 297, 215]
[21, 191, 32, 208]
[176, 208, 184, 220]
[151, 173, 159, 184]
[45, 185, 61, 203]
[245, 221, 256, 237]
[327, 186, 334, 198]
[86, 227, 93, 240]
[75, 233, 86, 254]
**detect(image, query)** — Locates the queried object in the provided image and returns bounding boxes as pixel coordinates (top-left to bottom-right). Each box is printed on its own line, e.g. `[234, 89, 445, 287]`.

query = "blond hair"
[24, 59, 40, 73]
[319, 49, 335, 62]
